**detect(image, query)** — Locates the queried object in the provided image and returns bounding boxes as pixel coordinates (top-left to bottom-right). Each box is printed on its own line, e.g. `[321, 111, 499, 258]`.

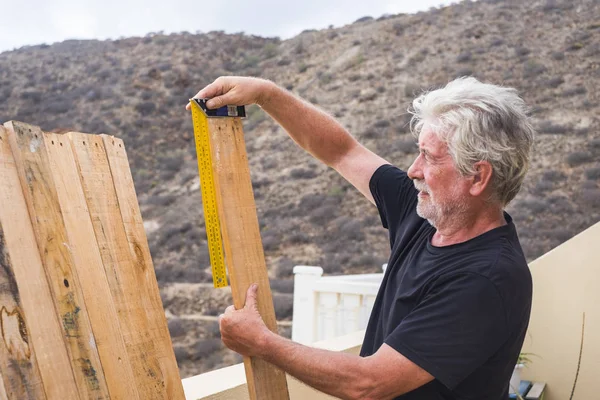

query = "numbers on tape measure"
[190, 101, 228, 288]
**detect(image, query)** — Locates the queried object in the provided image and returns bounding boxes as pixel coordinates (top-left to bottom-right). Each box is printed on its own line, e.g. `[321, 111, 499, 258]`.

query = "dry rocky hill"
[1, 0, 599, 378]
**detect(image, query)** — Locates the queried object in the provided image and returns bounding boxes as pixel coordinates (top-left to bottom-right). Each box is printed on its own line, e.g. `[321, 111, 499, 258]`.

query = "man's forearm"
[259, 331, 371, 400]
[258, 82, 359, 167]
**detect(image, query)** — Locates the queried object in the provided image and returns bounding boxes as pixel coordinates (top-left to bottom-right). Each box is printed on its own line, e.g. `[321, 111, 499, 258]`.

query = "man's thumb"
[244, 283, 258, 309]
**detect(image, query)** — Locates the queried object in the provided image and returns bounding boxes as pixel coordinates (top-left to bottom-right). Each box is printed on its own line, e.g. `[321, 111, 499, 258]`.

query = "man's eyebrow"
[419, 146, 432, 156]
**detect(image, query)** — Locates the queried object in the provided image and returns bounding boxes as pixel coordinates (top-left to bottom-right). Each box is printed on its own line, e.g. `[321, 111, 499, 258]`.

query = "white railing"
[292, 265, 386, 345]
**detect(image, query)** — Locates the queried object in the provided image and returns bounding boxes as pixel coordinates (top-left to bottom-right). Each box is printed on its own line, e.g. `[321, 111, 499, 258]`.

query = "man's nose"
[407, 154, 423, 180]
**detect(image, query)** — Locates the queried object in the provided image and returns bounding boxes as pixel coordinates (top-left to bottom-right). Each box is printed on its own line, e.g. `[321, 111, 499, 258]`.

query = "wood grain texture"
[68, 132, 179, 399]
[101, 135, 185, 399]
[207, 118, 290, 400]
[4, 121, 109, 400]
[0, 125, 77, 400]
[45, 132, 140, 400]
[0, 127, 47, 400]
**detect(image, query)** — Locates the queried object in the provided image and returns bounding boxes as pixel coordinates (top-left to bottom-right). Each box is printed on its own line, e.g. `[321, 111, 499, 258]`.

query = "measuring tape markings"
[190, 100, 228, 288]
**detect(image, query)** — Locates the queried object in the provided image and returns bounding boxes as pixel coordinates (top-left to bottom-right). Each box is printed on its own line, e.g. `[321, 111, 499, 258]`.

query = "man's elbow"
[342, 375, 383, 400]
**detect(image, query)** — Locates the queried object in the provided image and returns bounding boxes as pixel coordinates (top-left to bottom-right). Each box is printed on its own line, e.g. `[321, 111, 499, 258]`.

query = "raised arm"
[188, 77, 388, 204]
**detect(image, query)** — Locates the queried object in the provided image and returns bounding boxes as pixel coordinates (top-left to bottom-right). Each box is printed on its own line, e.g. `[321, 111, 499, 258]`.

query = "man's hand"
[186, 76, 274, 111]
[218, 284, 272, 357]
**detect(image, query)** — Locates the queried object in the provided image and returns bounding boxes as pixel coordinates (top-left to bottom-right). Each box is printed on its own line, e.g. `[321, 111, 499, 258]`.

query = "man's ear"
[469, 161, 493, 197]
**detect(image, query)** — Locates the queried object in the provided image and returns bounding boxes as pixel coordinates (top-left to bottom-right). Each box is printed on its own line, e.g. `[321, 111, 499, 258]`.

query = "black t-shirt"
[361, 164, 532, 400]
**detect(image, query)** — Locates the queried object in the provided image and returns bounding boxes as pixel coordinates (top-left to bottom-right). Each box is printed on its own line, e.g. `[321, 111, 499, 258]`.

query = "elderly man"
[188, 76, 534, 399]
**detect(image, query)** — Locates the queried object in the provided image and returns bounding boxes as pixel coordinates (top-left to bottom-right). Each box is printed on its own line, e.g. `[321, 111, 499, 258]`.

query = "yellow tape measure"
[189, 99, 228, 288]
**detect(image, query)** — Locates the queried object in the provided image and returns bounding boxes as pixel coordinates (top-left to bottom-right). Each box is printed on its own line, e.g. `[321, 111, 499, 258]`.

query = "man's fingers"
[244, 284, 259, 309]
[206, 92, 236, 109]
[186, 77, 226, 110]
[224, 305, 235, 314]
[196, 78, 224, 100]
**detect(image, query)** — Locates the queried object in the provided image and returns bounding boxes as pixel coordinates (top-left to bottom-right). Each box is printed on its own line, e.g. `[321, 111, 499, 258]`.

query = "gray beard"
[416, 196, 469, 230]
[416, 200, 438, 228]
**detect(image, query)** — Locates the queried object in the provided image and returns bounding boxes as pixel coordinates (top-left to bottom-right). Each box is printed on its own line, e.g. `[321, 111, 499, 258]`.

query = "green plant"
[518, 352, 536, 366]
[511, 352, 539, 400]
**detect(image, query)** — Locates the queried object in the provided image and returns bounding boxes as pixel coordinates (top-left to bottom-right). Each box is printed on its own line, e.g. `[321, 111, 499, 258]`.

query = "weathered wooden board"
[5, 121, 109, 400]
[69, 132, 184, 399]
[0, 125, 77, 400]
[207, 118, 289, 400]
[0, 126, 47, 399]
[45, 131, 140, 400]
[101, 135, 185, 399]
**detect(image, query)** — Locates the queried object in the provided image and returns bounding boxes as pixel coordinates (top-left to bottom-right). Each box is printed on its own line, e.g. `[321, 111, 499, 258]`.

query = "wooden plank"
[0, 372, 8, 400]
[44, 132, 140, 400]
[0, 225, 45, 400]
[207, 118, 289, 400]
[4, 121, 109, 400]
[0, 125, 76, 400]
[0, 127, 46, 399]
[68, 132, 179, 399]
[101, 135, 185, 399]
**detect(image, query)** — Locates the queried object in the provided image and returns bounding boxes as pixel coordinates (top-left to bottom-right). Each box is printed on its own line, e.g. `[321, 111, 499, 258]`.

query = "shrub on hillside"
[456, 51, 472, 63]
[146, 194, 178, 207]
[173, 346, 188, 364]
[588, 139, 600, 152]
[541, 0, 573, 12]
[275, 257, 295, 279]
[490, 37, 504, 47]
[538, 121, 568, 135]
[261, 231, 280, 251]
[190, 339, 222, 361]
[544, 76, 564, 88]
[135, 101, 156, 116]
[393, 22, 405, 36]
[168, 318, 185, 338]
[541, 169, 567, 182]
[158, 151, 183, 174]
[393, 137, 418, 154]
[517, 199, 549, 214]
[523, 60, 547, 78]
[273, 294, 293, 320]
[348, 253, 380, 268]
[262, 42, 279, 58]
[288, 231, 310, 244]
[585, 165, 600, 180]
[309, 204, 337, 224]
[332, 216, 365, 241]
[269, 278, 294, 294]
[579, 189, 600, 210]
[290, 168, 317, 180]
[561, 86, 586, 97]
[514, 46, 531, 57]
[566, 151, 593, 166]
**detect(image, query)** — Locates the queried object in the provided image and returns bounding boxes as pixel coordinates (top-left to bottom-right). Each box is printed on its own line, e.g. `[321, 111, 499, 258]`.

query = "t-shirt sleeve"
[369, 164, 418, 231]
[384, 273, 508, 390]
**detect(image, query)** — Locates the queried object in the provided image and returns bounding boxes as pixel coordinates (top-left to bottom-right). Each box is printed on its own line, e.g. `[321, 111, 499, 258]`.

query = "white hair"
[409, 77, 535, 206]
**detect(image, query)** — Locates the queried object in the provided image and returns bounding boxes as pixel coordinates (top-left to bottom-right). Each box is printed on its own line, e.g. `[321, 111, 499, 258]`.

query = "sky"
[0, 0, 454, 53]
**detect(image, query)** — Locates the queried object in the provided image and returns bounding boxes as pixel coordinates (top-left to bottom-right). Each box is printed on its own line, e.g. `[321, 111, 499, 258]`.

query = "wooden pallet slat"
[207, 118, 290, 400]
[101, 135, 185, 399]
[68, 132, 184, 399]
[0, 125, 77, 400]
[0, 127, 47, 400]
[45, 131, 140, 400]
[5, 121, 110, 400]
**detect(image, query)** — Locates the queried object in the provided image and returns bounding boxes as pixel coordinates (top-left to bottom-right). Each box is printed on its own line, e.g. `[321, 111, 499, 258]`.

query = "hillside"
[1, 0, 598, 378]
